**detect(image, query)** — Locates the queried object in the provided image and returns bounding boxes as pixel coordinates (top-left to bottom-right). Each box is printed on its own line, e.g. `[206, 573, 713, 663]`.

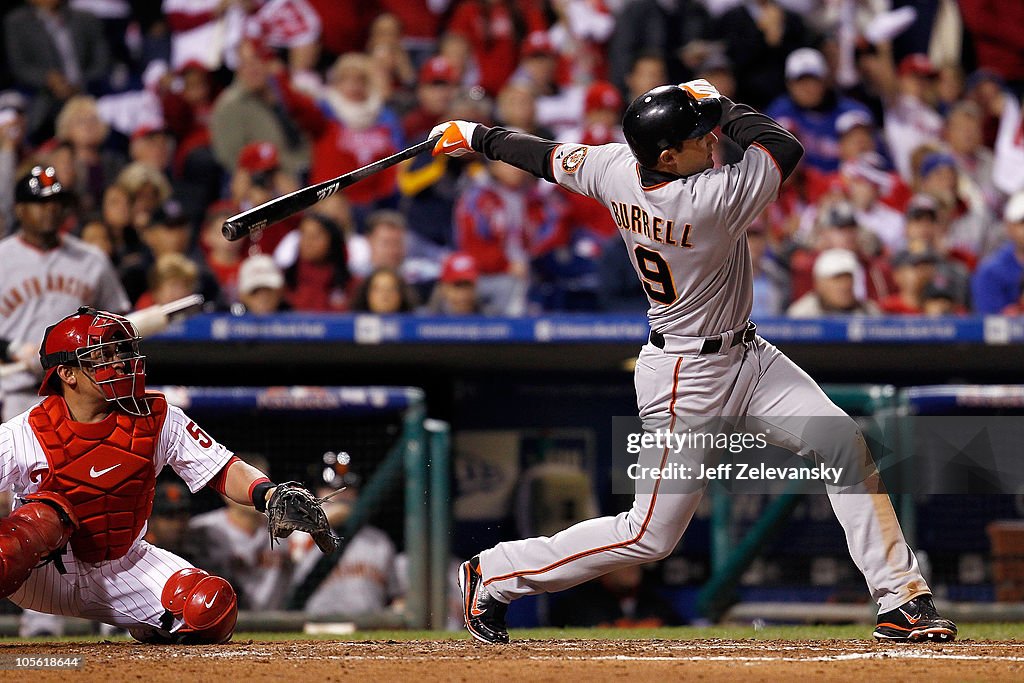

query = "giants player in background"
[431, 81, 956, 644]
[0, 167, 130, 421]
[0, 307, 291, 643]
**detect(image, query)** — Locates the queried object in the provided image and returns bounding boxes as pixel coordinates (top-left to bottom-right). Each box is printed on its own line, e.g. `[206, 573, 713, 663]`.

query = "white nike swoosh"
[89, 464, 121, 478]
[442, 139, 461, 149]
[205, 592, 218, 608]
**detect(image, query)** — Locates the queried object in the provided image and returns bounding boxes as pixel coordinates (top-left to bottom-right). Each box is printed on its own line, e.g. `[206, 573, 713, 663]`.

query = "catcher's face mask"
[39, 307, 150, 416]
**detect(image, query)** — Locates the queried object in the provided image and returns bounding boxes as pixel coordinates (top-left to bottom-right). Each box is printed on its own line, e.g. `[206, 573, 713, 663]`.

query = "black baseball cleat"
[873, 594, 957, 642]
[459, 555, 509, 644]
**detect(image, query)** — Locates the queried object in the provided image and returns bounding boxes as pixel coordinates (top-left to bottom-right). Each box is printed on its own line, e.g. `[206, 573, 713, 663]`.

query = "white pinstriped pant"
[9, 538, 192, 638]
[480, 336, 930, 614]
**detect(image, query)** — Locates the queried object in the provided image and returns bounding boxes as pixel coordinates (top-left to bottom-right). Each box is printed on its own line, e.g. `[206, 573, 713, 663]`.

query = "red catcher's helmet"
[37, 307, 149, 416]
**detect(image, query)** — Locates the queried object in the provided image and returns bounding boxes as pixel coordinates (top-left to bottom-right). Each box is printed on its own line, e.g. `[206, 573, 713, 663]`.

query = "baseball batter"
[0, 307, 335, 642]
[431, 80, 956, 644]
[0, 166, 130, 422]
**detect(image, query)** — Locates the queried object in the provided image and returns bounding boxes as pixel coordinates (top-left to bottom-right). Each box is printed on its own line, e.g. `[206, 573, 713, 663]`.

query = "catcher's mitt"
[265, 481, 340, 554]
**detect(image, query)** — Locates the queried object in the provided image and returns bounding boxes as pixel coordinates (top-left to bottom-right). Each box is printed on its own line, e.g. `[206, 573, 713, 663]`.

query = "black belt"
[649, 321, 756, 354]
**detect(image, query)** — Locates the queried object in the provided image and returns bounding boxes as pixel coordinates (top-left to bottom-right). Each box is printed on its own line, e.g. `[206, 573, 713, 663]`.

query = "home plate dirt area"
[3, 639, 1024, 682]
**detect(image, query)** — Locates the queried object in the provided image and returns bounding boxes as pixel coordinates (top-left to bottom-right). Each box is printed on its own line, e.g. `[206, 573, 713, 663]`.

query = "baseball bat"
[221, 135, 442, 242]
[0, 294, 205, 379]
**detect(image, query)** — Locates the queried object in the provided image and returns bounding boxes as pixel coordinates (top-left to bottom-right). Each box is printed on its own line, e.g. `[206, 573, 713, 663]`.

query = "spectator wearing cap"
[3, 0, 110, 142]
[765, 48, 875, 175]
[229, 141, 301, 254]
[879, 250, 938, 314]
[789, 200, 893, 303]
[556, 81, 626, 244]
[285, 213, 352, 312]
[308, 52, 405, 228]
[882, 53, 944, 181]
[52, 95, 126, 215]
[0, 165, 129, 421]
[943, 101, 999, 213]
[129, 124, 174, 176]
[971, 192, 1024, 314]
[560, 81, 625, 147]
[446, 0, 548, 97]
[903, 193, 972, 305]
[509, 31, 583, 140]
[708, 0, 807, 111]
[210, 38, 325, 178]
[403, 56, 461, 142]
[839, 154, 906, 253]
[423, 252, 482, 315]
[0, 91, 32, 236]
[916, 150, 999, 258]
[806, 109, 911, 211]
[787, 248, 881, 317]
[396, 56, 464, 246]
[234, 254, 290, 316]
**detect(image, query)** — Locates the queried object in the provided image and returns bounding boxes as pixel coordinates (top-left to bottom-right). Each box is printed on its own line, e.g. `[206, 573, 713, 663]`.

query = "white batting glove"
[11, 341, 42, 375]
[430, 120, 479, 157]
[679, 79, 721, 101]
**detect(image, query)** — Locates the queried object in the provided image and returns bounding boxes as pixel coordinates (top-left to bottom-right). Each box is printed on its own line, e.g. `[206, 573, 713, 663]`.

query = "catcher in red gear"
[0, 307, 333, 643]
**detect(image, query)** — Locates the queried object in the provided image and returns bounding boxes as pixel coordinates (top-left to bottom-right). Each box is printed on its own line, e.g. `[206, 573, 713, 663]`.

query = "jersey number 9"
[634, 246, 677, 305]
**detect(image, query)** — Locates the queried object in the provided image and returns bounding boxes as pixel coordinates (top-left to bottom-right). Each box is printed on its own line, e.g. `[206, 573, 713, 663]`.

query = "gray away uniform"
[470, 98, 929, 614]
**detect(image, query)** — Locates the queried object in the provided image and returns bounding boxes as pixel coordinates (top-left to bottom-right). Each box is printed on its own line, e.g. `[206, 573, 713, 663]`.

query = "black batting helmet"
[622, 85, 722, 168]
[15, 166, 70, 203]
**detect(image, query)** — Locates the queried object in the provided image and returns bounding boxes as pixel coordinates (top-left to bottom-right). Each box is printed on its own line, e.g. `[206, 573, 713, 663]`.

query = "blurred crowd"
[2, 0, 1024, 318]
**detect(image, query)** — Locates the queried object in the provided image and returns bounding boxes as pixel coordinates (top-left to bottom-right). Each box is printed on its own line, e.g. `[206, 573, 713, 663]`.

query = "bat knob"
[222, 220, 243, 242]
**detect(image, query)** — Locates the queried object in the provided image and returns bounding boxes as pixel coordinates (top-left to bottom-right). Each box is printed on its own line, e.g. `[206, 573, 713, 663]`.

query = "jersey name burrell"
[552, 142, 781, 337]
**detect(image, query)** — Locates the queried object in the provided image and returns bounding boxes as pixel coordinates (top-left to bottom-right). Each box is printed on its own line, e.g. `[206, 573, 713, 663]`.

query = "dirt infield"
[3, 638, 1024, 682]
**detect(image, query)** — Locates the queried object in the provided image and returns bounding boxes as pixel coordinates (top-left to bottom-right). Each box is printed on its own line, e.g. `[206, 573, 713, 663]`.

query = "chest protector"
[29, 394, 168, 564]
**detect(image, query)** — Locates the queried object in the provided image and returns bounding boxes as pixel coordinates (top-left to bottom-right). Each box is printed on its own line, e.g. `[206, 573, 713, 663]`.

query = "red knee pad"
[0, 496, 77, 599]
[161, 569, 237, 644]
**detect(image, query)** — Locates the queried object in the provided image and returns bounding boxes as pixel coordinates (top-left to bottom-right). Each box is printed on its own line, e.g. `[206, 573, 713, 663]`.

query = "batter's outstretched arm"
[470, 126, 560, 183]
[718, 98, 804, 181]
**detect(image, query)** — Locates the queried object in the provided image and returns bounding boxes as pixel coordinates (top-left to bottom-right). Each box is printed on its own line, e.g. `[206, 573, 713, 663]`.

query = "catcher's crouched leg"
[160, 568, 237, 644]
[0, 492, 79, 599]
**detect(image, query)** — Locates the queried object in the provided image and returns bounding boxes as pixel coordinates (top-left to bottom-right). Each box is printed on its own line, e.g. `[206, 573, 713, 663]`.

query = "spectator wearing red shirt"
[423, 253, 483, 316]
[309, 53, 405, 229]
[284, 213, 352, 312]
[455, 159, 566, 315]
[446, 0, 547, 97]
[198, 200, 246, 305]
[879, 251, 938, 315]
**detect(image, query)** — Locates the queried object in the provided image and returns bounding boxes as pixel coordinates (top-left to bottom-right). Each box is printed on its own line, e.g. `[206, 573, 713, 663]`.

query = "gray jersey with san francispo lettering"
[0, 233, 130, 393]
[551, 142, 781, 337]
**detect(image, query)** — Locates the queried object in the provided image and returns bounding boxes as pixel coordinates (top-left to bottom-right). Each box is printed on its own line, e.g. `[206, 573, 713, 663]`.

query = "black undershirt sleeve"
[718, 98, 804, 182]
[0, 338, 11, 363]
[471, 126, 559, 183]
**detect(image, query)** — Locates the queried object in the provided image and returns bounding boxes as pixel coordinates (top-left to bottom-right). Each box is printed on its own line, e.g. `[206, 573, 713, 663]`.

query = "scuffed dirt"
[2, 638, 1023, 682]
